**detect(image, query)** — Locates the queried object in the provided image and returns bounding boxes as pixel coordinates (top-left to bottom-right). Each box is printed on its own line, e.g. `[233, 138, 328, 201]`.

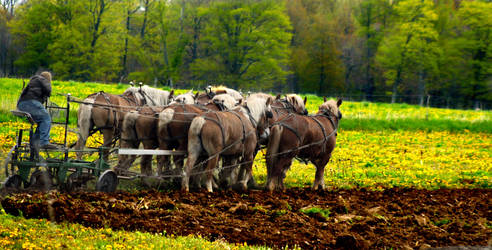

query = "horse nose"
[303, 109, 308, 115]
[266, 111, 273, 118]
[338, 111, 342, 119]
[260, 128, 270, 141]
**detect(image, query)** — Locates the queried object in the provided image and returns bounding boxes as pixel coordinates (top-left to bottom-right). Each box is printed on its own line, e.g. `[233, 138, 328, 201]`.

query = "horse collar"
[243, 105, 258, 128]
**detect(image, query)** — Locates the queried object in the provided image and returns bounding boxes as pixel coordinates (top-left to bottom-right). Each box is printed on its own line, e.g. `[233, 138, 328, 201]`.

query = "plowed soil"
[1, 188, 491, 249]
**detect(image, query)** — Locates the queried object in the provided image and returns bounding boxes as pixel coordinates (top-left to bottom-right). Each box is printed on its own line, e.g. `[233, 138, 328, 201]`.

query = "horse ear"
[323, 96, 327, 102]
[169, 89, 175, 97]
[304, 96, 307, 105]
[194, 92, 199, 99]
[266, 96, 273, 106]
[337, 98, 343, 107]
[275, 94, 281, 100]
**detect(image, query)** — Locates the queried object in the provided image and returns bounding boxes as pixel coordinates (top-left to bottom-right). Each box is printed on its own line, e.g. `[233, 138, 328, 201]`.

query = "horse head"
[284, 94, 308, 115]
[319, 97, 342, 120]
[171, 91, 196, 105]
[212, 94, 238, 111]
[243, 94, 274, 140]
[124, 85, 174, 106]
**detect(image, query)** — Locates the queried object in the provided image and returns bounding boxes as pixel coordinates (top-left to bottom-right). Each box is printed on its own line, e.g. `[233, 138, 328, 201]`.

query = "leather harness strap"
[203, 112, 226, 147]
[310, 116, 328, 153]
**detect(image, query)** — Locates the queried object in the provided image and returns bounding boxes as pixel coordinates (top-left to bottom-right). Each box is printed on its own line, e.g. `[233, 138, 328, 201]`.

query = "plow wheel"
[29, 170, 53, 191]
[4, 175, 23, 189]
[96, 170, 118, 192]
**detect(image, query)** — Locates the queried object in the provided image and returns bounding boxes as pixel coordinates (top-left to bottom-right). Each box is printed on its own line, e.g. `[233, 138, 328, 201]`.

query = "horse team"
[75, 85, 342, 192]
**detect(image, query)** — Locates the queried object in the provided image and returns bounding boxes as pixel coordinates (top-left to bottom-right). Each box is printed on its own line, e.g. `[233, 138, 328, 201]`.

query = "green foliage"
[288, 0, 344, 95]
[456, 1, 492, 104]
[2, 0, 491, 106]
[9, 0, 57, 74]
[192, 0, 292, 90]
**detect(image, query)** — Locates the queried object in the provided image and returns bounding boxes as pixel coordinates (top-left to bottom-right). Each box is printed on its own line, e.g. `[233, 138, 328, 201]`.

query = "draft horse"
[265, 98, 342, 191]
[156, 94, 239, 177]
[184, 94, 274, 192]
[75, 85, 174, 160]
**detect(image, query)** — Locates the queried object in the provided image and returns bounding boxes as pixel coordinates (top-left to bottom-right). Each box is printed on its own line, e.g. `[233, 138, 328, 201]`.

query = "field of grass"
[0, 77, 490, 248]
[0, 209, 262, 250]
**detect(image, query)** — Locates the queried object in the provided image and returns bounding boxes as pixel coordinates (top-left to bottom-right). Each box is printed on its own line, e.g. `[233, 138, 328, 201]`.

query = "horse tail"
[182, 116, 206, 191]
[188, 116, 206, 148]
[266, 125, 283, 168]
[158, 108, 175, 131]
[121, 111, 139, 144]
[188, 116, 206, 157]
[76, 98, 95, 151]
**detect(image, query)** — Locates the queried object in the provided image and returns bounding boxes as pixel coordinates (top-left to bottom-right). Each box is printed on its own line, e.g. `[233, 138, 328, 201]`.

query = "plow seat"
[11, 110, 36, 125]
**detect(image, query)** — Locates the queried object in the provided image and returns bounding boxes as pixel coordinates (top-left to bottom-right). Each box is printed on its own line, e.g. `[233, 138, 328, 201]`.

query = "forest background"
[0, 0, 490, 109]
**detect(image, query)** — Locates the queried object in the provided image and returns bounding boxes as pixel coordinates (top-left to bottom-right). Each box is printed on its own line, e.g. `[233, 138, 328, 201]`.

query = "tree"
[48, 0, 124, 81]
[191, 0, 292, 90]
[354, 0, 391, 100]
[457, 0, 492, 109]
[9, 0, 57, 75]
[288, 0, 343, 95]
[376, 0, 441, 104]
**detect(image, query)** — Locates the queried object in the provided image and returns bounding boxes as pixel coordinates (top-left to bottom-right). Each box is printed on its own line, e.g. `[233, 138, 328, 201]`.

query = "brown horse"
[220, 93, 309, 188]
[156, 94, 238, 176]
[75, 86, 174, 160]
[116, 105, 169, 176]
[265, 98, 342, 191]
[183, 94, 274, 192]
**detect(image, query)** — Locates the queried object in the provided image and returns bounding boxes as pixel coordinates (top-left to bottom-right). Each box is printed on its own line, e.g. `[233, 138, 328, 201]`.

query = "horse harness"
[272, 110, 338, 154]
[161, 102, 228, 144]
[201, 107, 256, 157]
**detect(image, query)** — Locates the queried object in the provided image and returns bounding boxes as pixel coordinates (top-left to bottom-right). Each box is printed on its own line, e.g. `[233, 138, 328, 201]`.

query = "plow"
[3, 94, 118, 192]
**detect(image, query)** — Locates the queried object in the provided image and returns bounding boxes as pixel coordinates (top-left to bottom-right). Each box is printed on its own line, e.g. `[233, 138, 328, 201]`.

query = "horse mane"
[212, 93, 237, 110]
[211, 85, 243, 101]
[243, 94, 271, 124]
[249, 92, 273, 100]
[124, 85, 172, 106]
[319, 99, 339, 115]
[285, 94, 306, 111]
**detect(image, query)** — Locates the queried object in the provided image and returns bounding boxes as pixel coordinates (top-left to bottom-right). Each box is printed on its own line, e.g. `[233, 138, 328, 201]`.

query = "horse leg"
[101, 129, 114, 162]
[140, 140, 155, 176]
[266, 156, 293, 191]
[116, 138, 138, 176]
[204, 155, 220, 192]
[74, 136, 87, 160]
[182, 144, 201, 192]
[237, 154, 254, 191]
[219, 156, 236, 190]
[312, 157, 330, 190]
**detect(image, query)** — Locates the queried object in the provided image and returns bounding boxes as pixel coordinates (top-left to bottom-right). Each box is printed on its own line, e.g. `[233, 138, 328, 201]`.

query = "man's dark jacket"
[17, 75, 52, 104]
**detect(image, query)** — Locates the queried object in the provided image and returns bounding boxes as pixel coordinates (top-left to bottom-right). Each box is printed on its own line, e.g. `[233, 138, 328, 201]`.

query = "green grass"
[299, 207, 331, 220]
[1, 78, 491, 133]
[0, 209, 271, 249]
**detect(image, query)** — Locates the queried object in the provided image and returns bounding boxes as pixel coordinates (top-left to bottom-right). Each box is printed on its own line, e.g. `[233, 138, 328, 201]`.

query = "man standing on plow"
[17, 71, 58, 150]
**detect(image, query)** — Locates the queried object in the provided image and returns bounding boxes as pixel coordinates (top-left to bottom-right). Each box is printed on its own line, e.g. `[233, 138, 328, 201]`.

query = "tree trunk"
[140, 0, 149, 39]
[418, 71, 425, 106]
